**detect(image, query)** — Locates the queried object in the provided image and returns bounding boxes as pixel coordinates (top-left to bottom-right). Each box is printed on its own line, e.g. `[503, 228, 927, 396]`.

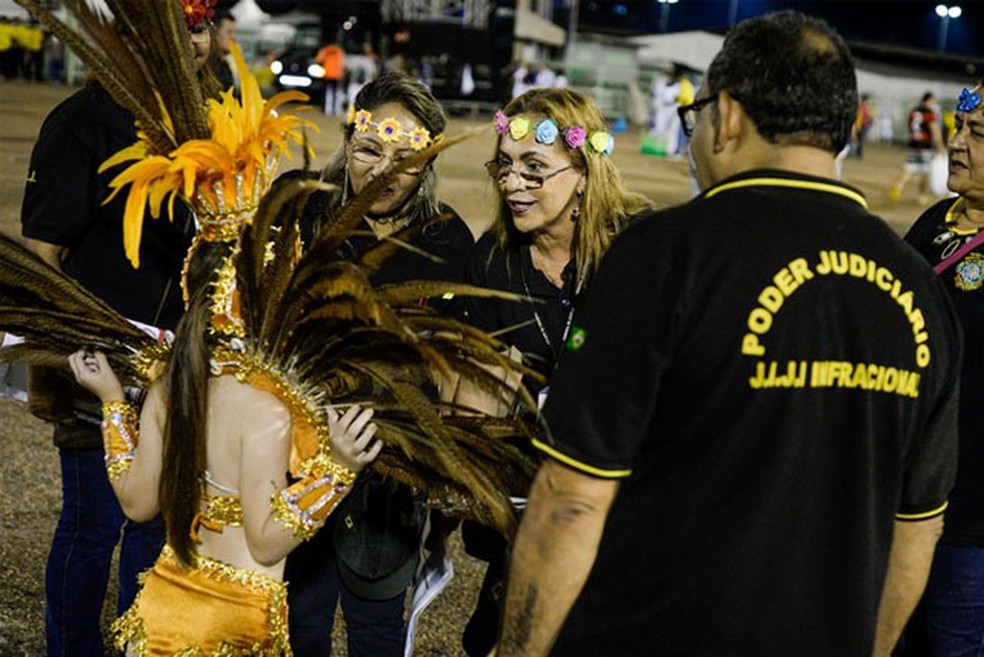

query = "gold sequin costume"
[111, 545, 290, 657]
[111, 352, 346, 656]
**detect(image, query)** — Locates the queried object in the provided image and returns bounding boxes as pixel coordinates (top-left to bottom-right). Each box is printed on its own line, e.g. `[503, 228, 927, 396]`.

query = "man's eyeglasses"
[677, 95, 719, 138]
[188, 23, 211, 43]
[349, 143, 425, 176]
[483, 161, 573, 189]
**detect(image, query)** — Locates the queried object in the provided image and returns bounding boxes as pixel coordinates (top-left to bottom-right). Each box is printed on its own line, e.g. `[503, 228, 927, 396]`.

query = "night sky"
[577, 1, 981, 58]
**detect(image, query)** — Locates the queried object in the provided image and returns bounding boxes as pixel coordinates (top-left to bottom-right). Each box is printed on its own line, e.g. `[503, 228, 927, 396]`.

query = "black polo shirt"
[462, 231, 580, 396]
[21, 84, 193, 330]
[906, 197, 984, 547]
[541, 170, 962, 656]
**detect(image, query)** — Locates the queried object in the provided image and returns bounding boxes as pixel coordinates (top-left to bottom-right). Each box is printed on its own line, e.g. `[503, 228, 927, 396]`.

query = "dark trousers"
[45, 447, 164, 657]
[462, 522, 509, 657]
[899, 543, 984, 657]
[286, 526, 406, 657]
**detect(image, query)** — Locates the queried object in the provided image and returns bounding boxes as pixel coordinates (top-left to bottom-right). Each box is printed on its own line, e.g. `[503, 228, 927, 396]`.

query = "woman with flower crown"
[455, 86, 654, 656]
[282, 71, 477, 657]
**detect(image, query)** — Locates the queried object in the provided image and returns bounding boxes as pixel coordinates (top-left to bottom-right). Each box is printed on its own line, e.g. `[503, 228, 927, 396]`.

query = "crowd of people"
[0, 17, 48, 81]
[4, 1, 984, 656]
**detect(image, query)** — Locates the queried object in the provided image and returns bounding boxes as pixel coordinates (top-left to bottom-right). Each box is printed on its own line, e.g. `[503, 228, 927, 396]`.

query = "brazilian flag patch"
[566, 326, 587, 351]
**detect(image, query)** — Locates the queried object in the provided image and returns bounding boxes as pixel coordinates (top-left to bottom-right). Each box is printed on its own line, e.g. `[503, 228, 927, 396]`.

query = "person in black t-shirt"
[19, 7, 215, 654]
[898, 81, 984, 656]
[455, 87, 652, 657]
[210, 11, 236, 94]
[499, 12, 962, 657]
[283, 72, 475, 657]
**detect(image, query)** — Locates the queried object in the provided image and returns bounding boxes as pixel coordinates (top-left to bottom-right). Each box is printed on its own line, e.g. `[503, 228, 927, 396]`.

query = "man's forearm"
[23, 237, 66, 271]
[498, 460, 618, 656]
[872, 516, 944, 657]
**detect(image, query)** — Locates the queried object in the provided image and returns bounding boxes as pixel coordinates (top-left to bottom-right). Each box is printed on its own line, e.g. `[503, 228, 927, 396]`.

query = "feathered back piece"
[16, 0, 313, 269]
[13, 0, 542, 537]
[0, 235, 165, 383]
[15, 0, 209, 153]
[222, 139, 544, 535]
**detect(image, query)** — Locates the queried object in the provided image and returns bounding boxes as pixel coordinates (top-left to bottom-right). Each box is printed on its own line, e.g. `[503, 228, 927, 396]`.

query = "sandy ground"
[0, 78, 941, 655]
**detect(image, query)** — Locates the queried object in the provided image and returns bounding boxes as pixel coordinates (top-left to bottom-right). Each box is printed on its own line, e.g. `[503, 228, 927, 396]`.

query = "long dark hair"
[159, 240, 233, 566]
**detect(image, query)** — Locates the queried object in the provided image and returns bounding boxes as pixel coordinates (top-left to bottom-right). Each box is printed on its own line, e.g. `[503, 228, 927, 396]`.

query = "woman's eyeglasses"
[677, 94, 719, 138]
[483, 161, 573, 189]
[349, 143, 425, 176]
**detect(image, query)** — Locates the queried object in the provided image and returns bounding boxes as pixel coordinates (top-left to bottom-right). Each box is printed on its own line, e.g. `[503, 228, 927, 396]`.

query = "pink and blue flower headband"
[493, 111, 614, 156]
[957, 86, 981, 113]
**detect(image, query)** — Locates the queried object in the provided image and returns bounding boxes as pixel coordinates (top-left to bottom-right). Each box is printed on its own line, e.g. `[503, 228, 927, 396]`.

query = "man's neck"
[744, 145, 839, 181]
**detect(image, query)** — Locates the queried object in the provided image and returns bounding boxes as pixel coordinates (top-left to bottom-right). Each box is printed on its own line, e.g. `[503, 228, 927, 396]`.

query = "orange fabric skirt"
[111, 545, 291, 656]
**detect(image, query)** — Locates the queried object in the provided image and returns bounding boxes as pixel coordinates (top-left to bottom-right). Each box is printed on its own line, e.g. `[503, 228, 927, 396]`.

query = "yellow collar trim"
[705, 176, 868, 210]
[943, 197, 979, 235]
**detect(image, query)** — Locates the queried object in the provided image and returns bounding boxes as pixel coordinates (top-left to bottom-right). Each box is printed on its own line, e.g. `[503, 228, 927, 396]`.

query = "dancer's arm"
[68, 349, 163, 520]
[241, 399, 381, 565]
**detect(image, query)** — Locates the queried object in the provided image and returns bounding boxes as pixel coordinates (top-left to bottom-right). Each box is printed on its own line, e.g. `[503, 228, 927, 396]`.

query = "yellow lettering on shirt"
[742, 250, 933, 368]
[750, 360, 921, 398]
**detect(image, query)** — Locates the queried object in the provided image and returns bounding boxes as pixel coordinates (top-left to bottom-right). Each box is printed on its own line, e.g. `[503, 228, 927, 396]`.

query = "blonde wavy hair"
[491, 87, 653, 286]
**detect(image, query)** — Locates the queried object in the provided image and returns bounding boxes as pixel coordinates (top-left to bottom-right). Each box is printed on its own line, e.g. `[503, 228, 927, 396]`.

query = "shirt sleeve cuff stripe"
[896, 501, 948, 521]
[531, 438, 632, 479]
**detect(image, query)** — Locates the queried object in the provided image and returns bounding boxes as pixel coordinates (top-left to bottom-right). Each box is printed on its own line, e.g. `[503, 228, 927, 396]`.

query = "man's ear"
[715, 91, 746, 148]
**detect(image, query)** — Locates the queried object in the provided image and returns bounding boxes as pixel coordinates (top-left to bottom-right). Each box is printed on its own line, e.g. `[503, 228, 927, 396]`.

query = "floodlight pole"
[657, 0, 677, 33]
[936, 4, 962, 52]
[729, 0, 738, 26]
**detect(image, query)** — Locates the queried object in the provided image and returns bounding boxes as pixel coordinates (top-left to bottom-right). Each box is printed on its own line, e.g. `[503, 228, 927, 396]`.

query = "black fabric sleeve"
[538, 222, 678, 478]
[20, 98, 99, 248]
[896, 276, 963, 520]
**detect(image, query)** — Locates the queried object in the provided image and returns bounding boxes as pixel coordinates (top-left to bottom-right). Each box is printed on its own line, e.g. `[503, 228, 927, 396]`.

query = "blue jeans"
[286, 526, 406, 657]
[45, 447, 164, 657]
[921, 543, 984, 656]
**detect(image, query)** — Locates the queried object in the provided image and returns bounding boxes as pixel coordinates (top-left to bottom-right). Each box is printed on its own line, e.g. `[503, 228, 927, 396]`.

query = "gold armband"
[101, 401, 138, 481]
[270, 454, 356, 540]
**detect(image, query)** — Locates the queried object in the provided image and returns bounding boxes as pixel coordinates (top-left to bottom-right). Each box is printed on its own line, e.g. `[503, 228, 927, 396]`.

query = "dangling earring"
[571, 190, 584, 222]
[341, 165, 350, 205]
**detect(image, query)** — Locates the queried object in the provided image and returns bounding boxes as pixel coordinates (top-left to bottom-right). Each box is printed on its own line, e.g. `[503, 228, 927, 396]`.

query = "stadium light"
[935, 4, 962, 52]
[658, 0, 680, 33]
